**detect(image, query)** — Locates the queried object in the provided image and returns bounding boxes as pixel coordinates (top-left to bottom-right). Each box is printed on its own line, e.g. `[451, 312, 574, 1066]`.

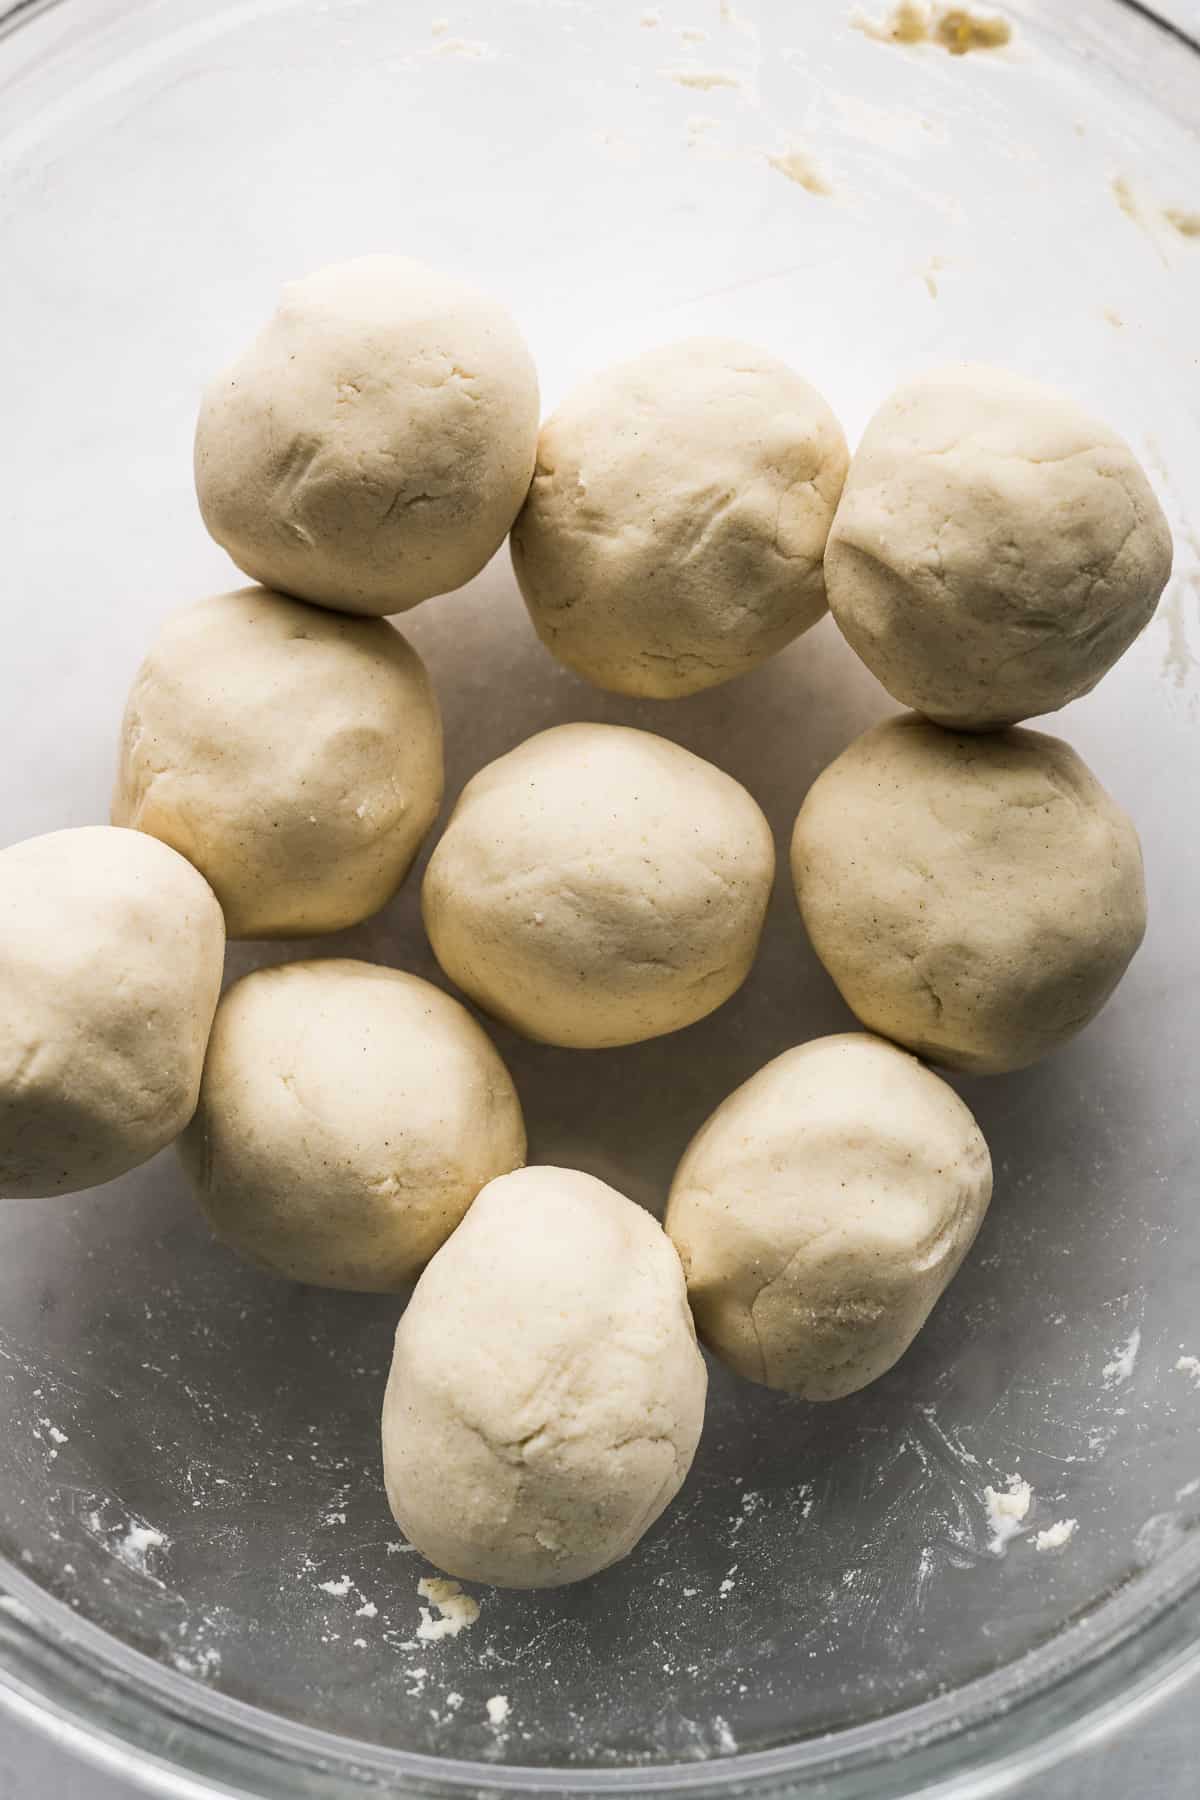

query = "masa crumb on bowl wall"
[415, 1576, 481, 1642]
[1034, 1518, 1078, 1552]
[984, 1473, 1032, 1554]
[853, 3, 1011, 53]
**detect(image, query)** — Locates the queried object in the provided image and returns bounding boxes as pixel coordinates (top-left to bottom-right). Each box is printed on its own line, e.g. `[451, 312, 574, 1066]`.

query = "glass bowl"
[1, 0, 1198, 1793]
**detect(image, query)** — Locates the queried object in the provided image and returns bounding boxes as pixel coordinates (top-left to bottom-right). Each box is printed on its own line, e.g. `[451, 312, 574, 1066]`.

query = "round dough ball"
[0, 827, 224, 1199]
[422, 723, 775, 1048]
[666, 1034, 992, 1400]
[178, 960, 525, 1291]
[195, 255, 540, 615]
[382, 1165, 707, 1587]
[112, 587, 443, 939]
[791, 714, 1146, 1074]
[824, 364, 1173, 728]
[510, 338, 848, 698]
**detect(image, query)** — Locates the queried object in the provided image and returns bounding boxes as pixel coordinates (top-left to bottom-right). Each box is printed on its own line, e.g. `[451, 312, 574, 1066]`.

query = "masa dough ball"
[666, 1034, 992, 1400]
[825, 364, 1173, 728]
[178, 960, 525, 1291]
[381, 1165, 707, 1587]
[195, 255, 539, 615]
[510, 338, 848, 697]
[791, 714, 1146, 1073]
[422, 723, 775, 1048]
[112, 587, 443, 939]
[0, 827, 224, 1199]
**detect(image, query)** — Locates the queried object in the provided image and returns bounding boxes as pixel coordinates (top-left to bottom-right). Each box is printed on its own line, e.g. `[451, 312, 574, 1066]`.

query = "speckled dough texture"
[791, 715, 1147, 1074]
[824, 363, 1173, 728]
[666, 1033, 992, 1399]
[195, 255, 540, 615]
[421, 722, 776, 1048]
[112, 587, 443, 939]
[0, 827, 225, 1199]
[381, 1165, 707, 1587]
[511, 337, 848, 697]
[178, 960, 525, 1291]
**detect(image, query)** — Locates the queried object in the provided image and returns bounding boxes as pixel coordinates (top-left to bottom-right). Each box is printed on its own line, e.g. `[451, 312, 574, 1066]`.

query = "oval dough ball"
[666, 1034, 992, 1400]
[178, 960, 525, 1291]
[510, 338, 848, 698]
[422, 723, 775, 1048]
[791, 714, 1146, 1074]
[112, 587, 443, 939]
[194, 255, 540, 615]
[0, 827, 224, 1199]
[824, 364, 1173, 728]
[382, 1165, 707, 1587]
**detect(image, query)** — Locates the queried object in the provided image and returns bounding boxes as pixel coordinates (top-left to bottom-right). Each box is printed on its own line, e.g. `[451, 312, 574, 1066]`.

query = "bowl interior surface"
[0, 0, 1199, 1785]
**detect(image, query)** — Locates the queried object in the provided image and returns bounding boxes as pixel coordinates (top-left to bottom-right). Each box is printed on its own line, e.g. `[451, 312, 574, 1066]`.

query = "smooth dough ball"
[665, 1034, 992, 1400]
[422, 723, 775, 1048]
[178, 960, 525, 1291]
[195, 255, 540, 615]
[0, 828, 224, 1199]
[824, 364, 1173, 728]
[381, 1165, 707, 1587]
[791, 714, 1147, 1074]
[112, 587, 443, 939]
[510, 338, 848, 698]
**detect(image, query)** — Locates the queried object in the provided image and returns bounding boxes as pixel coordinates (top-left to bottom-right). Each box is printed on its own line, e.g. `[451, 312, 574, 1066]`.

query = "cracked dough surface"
[421, 722, 775, 1048]
[665, 1033, 991, 1399]
[112, 586, 442, 939]
[791, 714, 1146, 1073]
[195, 255, 539, 615]
[825, 363, 1172, 728]
[178, 959, 525, 1291]
[0, 827, 224, 1199]
[381, 1165, 706, 1587]
[510, 338, 848, 697]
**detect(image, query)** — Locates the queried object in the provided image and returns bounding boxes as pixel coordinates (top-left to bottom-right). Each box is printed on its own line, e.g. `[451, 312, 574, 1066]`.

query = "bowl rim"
[1, 1530, 1199, 1798]
[1, 0, 1198, 1791]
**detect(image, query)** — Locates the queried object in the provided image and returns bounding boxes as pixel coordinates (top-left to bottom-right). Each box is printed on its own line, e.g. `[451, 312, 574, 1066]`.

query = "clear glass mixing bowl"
[1, 0, 1199, 1793]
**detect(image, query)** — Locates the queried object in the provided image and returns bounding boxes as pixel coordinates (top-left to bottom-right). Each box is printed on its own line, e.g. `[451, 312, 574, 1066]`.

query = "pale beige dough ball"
[510, 338, 848, 697]
[791, 715, 1146, 1074]
[666, 1033, 992, 1400]
[422, 723, 775, 1048]
[112, 587, 442, 939]
[195, 255, 539, 615]
[825, 364, 1173, 728]
[381, 1165, 707, 1587]
[178, 960, 524, 1291]
[0, 827, 224, 1199]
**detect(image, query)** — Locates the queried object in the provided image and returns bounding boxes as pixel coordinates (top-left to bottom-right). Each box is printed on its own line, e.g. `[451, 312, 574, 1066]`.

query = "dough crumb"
[415, 1576, 481, 1641]
[852, 3, 1010, 52]
[318, 1576, 352, 1597]
[922, 255, 949, 298]
[679, 26, 708, 41]
[719, 0, 754, 30]
[662, 65, 742, 89]
[1165, 208, 1200, 240]
[764, 147, 832, 196]
[933, 7, 1010, 52]
[430, 16, 448, 33]
[486, 1694, 511, 1727]
[1102, 1327, 1141, 1389]
[1033, 1518, 1078, 1552]
[1176, 1355, 1200, 1387]
[984, 1474, 1032, 1554]
[430, 34, 492, 58]
[355, 1600, 378, 1618]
